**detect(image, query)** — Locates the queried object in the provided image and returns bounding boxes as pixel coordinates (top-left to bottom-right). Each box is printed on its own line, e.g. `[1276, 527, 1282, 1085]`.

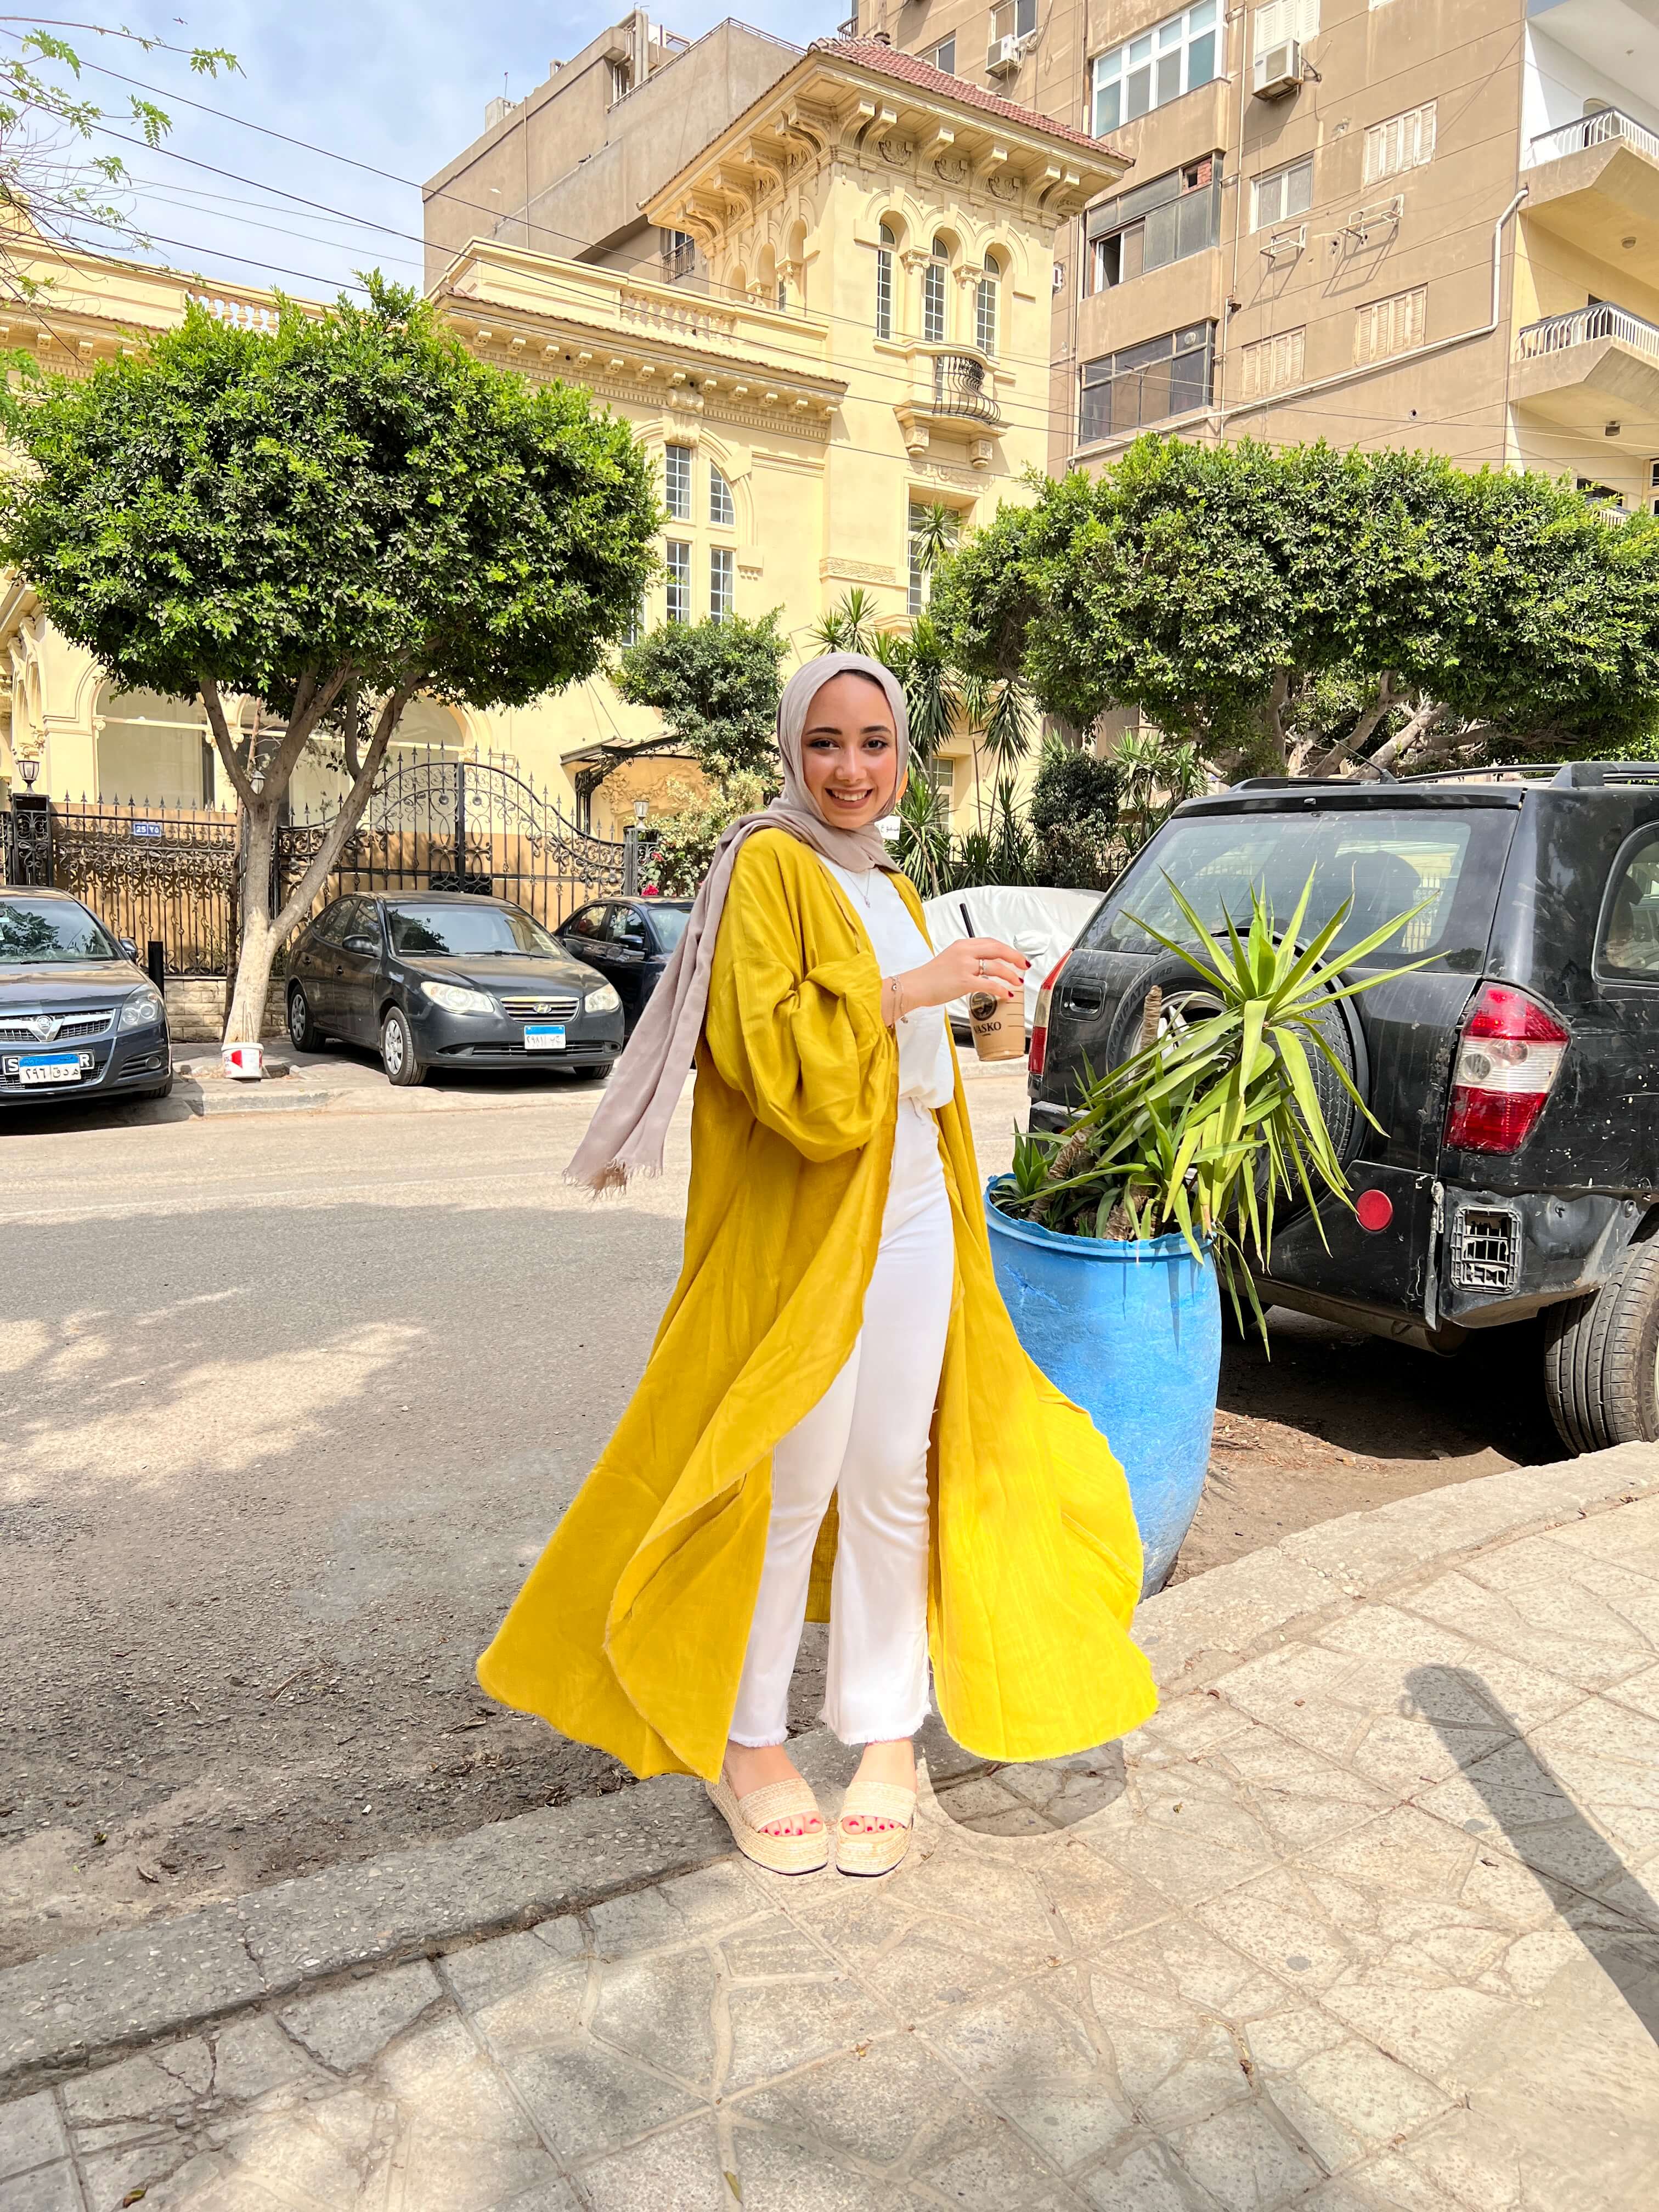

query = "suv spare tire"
[1105, 943, 1370, 1190]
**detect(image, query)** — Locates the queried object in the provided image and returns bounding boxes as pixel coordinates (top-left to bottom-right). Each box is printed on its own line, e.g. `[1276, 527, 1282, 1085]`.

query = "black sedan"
[285, 891, 625, 1087]
[0, 889, 172, 1109]
[557, 896, 692, 1033]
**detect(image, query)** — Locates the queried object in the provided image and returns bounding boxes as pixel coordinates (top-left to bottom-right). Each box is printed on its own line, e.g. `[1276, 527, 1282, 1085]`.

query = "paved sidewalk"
[6, 1462, 1659, 2210]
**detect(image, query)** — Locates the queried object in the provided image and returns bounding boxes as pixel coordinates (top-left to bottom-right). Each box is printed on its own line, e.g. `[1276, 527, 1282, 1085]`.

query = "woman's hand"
[896, 936, 1029, 1014]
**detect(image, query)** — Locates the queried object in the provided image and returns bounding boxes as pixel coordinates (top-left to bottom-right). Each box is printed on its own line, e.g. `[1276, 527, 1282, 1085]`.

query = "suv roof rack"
[1403, 761, 1659, 788]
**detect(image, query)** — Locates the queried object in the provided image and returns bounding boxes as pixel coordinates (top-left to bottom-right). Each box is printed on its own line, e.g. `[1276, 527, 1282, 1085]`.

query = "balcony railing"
[1516, 302, 1659, 363]
[931, 351, 1000, 422]
[1526, 106, 1659, 170]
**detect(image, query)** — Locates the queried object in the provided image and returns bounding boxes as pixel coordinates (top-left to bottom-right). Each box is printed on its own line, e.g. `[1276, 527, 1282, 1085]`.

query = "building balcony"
[1513, 302, 1659, 435]
[892, 345, 1003, 466]
[1522, 108, 1659, 273]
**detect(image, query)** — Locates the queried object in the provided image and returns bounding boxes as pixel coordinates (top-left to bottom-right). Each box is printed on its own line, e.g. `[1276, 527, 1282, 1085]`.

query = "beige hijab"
[566, 652, 910, 1191]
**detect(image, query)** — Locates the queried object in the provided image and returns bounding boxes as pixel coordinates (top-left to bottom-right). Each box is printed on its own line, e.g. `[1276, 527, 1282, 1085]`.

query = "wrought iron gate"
[275, 758, 635, 936]
[3, 798, 237, 973]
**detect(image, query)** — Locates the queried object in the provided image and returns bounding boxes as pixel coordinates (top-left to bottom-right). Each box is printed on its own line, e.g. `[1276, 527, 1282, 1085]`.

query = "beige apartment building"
[858, 0, 1659, 517]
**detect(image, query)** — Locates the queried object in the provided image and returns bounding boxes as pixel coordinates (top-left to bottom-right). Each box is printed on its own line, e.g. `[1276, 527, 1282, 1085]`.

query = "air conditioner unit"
[1252, 40, 1304, 99]
[986, 35, 1023, 76]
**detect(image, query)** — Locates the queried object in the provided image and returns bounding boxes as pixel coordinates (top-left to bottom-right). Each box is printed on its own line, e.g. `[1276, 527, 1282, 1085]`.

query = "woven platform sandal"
[706, 1768, 830, 1876]
[834, 1778, 917, 1878]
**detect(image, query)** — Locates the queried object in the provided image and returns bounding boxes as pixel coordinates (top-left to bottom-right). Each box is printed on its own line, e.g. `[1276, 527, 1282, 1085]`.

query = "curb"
[177, 1081, 345, 1118]
[4, 1442, 1656, 2096]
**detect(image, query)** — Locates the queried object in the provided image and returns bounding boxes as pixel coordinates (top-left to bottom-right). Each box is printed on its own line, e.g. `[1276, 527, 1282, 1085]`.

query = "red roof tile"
[809, 35, 1116, 159]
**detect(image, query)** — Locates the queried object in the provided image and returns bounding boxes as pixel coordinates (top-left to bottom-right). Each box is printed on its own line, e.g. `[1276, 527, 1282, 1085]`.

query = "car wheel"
[1544, 1224, 1659, 1452]
[136, 1077, 174, 1102]
[287, 984, 321, 1052]
[381, 1006, 425, 1087]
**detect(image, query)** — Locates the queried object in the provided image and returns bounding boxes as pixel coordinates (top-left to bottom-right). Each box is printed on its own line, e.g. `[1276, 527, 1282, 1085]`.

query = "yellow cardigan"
[478, 829, 1156, 1778]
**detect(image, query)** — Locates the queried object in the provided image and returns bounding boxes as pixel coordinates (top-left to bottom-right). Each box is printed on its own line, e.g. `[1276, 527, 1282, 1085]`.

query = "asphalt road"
[0, 1062, 1034, 1968]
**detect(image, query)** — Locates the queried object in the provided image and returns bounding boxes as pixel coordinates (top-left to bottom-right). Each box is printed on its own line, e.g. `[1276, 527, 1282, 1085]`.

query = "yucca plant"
[994, 873, 1426, 1329]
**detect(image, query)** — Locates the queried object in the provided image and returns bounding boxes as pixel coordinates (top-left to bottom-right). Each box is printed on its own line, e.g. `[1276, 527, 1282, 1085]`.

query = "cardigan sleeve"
[703, 836, 896, 1162]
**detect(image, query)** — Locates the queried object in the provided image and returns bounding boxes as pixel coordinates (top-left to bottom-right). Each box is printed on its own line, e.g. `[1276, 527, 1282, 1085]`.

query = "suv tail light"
[1028, 953, 1069, 1078]
[1444, 983, 1568, 1154]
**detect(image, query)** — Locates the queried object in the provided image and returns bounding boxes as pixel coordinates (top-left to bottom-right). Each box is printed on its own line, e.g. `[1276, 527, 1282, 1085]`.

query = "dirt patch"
[1167, 1304, 1564, 1584]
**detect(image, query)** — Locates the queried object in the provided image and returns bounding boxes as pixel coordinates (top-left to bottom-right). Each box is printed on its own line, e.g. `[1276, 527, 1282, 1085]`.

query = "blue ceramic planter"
[985, 1179, 1221, 1594]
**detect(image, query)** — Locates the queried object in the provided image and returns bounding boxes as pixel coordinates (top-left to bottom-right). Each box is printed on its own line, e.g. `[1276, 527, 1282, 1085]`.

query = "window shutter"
[1237, 327, 1305, 400]
[1353, 286, 1426, 365]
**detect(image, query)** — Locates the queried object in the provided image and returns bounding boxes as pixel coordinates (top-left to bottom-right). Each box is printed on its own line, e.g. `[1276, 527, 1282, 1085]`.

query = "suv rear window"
[1085, 810, 1496, 968]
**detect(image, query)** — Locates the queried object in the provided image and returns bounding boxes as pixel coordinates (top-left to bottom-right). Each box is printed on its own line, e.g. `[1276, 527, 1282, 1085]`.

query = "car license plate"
[18, 1052, 83, 1086]
[524, 1023, 566, 1052]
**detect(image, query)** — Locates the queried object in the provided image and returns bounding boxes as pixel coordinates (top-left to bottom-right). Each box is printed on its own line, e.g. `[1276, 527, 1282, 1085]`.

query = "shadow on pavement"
[1407, 1664, 1659, 2050]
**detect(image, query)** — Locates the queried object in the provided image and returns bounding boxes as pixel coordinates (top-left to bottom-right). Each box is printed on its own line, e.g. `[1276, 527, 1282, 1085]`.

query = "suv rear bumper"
[1028, 1111, 1654, 1339]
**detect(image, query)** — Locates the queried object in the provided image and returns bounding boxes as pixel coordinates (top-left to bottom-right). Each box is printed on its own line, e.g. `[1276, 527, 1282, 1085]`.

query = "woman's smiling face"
[799, 672, 902, 832]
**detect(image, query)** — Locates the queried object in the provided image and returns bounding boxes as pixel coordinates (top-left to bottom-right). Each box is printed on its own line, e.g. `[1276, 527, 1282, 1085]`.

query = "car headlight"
[419, 980, 495, 1017]
[119, 990, 166, 1030]
[584, 981, 622, 1014]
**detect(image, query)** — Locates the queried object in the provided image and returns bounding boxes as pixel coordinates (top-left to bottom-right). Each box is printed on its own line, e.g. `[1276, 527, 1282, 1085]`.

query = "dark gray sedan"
[0, 889, 172, 1109]
[285, 891, 624, 1087]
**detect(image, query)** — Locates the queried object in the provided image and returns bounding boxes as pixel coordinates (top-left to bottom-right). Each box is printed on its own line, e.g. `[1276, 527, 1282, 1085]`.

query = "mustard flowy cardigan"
[478, 828, 1158, 1778]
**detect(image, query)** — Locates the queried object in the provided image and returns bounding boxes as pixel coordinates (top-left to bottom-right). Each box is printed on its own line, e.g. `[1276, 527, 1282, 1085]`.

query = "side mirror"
[345, 934, 378, 955]
[119, 938, 138, 959]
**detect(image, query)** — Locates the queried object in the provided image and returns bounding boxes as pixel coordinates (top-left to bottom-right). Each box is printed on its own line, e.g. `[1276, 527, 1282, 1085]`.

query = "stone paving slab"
[7, 1449, 1659, 2209]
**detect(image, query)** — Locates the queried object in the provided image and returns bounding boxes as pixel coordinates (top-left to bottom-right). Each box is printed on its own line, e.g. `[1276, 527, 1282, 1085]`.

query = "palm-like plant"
[995, 875, 1425, 1325]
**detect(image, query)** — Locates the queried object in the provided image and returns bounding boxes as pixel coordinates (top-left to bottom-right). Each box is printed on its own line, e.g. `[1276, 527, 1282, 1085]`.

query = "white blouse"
[816, 856, 955, 1108]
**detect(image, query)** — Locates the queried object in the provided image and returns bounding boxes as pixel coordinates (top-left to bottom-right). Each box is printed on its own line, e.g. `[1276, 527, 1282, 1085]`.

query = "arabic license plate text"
[19, 1053, 83, 1086]
[524, 1024, 566, 1052]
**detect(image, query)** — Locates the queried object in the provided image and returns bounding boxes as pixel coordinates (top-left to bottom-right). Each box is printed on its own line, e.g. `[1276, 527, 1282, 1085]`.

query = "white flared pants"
[728, 1099, 955, 1748]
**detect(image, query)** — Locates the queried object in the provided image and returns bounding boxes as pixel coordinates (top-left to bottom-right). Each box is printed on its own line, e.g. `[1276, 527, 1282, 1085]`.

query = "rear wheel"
[381, 1006, 425, 1088]
[287, 984, 320, 1052]
[1544, 1227, 1659, 1452]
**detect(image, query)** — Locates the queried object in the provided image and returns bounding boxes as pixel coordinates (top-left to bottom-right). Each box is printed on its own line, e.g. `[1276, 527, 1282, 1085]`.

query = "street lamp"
[17, 752, 40, 789]
[634, 797, 648, 825]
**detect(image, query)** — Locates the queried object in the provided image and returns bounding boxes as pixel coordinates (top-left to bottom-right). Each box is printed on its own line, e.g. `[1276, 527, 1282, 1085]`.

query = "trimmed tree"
[930, 436, 1659, 778]
[613, 611, 788, 786]
[0, 279, 659, 1045]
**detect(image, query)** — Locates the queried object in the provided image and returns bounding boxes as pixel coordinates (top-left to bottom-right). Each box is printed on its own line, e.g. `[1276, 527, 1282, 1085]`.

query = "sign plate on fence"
[131, 821, 163, 838]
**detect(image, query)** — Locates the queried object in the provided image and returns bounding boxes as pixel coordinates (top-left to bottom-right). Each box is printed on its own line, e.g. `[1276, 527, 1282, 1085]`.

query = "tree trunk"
[206, 673, 414, 1063]
[223, 795, 280, 1046]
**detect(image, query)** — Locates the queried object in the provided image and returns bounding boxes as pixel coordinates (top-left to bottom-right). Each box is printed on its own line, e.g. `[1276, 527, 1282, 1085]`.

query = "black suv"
[1028, 763, 1659, 1454]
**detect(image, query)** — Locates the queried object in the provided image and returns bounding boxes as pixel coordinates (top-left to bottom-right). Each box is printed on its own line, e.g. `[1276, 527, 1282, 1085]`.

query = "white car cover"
[922, 885, 1105, 1034]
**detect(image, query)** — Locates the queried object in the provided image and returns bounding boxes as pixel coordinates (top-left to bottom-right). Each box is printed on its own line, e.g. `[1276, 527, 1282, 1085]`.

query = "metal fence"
[3, 798, 239, 973]
[3, 760, 633, 974]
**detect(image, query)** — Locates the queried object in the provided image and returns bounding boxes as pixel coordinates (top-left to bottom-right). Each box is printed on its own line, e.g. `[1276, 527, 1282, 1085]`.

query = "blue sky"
[23, 3, 842, 298]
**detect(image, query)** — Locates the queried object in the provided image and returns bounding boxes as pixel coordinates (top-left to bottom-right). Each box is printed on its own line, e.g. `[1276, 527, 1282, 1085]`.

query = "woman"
[479, 653, 1155, 1878]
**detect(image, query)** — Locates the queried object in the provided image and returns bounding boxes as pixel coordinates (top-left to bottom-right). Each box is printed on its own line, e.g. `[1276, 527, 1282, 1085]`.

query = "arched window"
[875, 219, 895, 340]
[976, 252, 1001, 357]
[923, 235, 949, 344]
[709, 461, 735, 527]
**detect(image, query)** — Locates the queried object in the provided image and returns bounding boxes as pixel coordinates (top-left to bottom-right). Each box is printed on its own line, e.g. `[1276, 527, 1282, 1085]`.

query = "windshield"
[648, 906, 690, 951]
[386, 903, 562, 958]
[1087, 811, 1486, 966]
[0, 898, 121, 965]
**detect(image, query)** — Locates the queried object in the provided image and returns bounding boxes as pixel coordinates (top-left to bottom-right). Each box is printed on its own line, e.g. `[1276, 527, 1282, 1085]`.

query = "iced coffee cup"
[967, 986, 1025, 1060]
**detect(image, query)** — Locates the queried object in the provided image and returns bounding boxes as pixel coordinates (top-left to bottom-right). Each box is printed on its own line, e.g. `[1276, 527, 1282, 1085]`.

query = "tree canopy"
[0, 276, 661, 1041]
[929, 437, 1659, 778]
[614, 611, 788, 786]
